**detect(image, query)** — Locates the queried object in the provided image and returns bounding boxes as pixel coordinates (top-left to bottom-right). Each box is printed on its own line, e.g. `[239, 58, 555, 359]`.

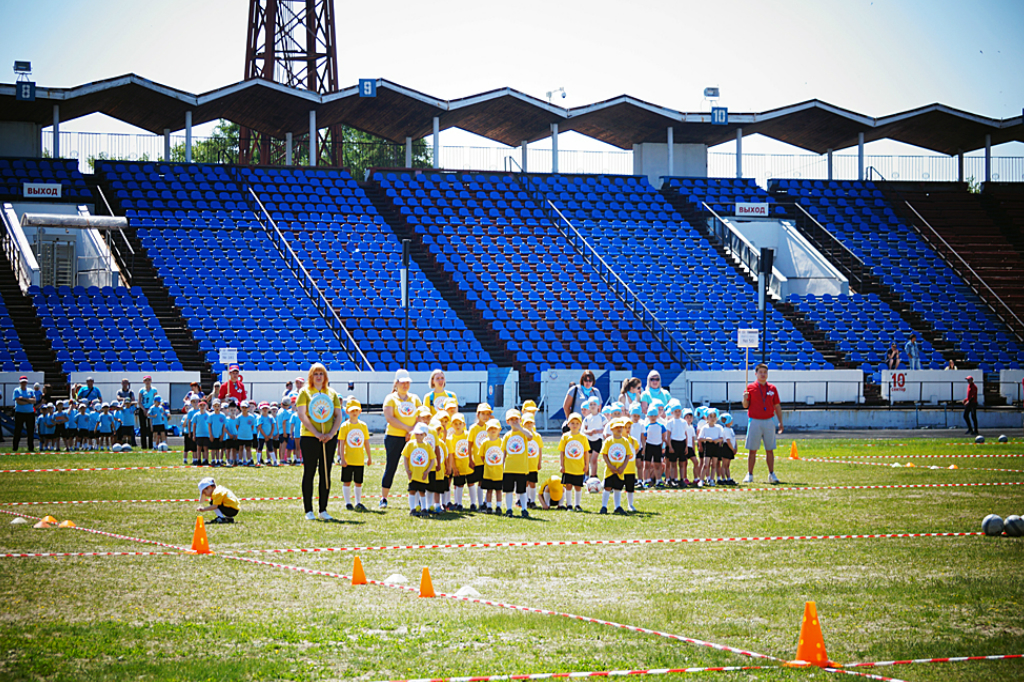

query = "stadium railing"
[245, 187, 373, 371]
[1, 203, 40, 292]
[701, 202, 782, 300]
[790, 201, 869, 292]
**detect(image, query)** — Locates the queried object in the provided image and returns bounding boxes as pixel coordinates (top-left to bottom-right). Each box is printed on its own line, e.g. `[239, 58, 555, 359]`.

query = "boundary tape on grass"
[818, 453, 1024, 459]
[228, 531, 986, 556]
[5, 480, 1022, 508]
[0, 465, 196, 474]
[801, 458, 1024, 472]
[372, 665, 771, 681]
[823, 668, 909, 682]
[0, 508, 188, 551]
[846, 653, 1024, 668]
[220, 552, 780, 661]
[1, 550, 182, 558]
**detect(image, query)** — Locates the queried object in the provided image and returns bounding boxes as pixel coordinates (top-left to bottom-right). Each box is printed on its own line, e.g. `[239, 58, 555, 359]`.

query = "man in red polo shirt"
[963, 375, 979, 436]
[741, 363, 784, 484]
[218, 365, 248, 403]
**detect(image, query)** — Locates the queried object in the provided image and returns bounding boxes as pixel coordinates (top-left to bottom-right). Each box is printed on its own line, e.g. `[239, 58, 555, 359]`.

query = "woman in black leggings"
[295, 362, 343, 521]
[379, 368, 420, 509]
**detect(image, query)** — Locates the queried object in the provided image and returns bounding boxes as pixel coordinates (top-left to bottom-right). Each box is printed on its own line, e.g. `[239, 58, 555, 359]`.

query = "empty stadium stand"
[773, 179, 1023, 372]
[0, 158, 92, 202]
[365, 171, 683, 390]
[243, 166, 494, 372]
[31, 285, 181, 373]
[0, 289, 31, 372]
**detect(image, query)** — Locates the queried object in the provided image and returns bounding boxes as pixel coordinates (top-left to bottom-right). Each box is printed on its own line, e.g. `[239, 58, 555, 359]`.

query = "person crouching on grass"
[197, 477, 240, 524]
[337, 401, 371, 511]
[403, 422, 435, 517]
[600, 418, 635, 515]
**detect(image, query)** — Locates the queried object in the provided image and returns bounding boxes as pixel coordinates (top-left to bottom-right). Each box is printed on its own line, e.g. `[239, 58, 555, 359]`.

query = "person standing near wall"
[380, 369, 421, 510]
[963, 375, 979, 436]
[904, 334, 922, 371]
[12, 376, 36, 453]
[742, 363, 783, 485]
[138, 375, 158, 450]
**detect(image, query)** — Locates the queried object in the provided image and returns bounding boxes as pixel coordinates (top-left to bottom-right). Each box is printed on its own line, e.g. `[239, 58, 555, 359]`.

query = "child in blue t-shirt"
[209, 401, 227, 467]
[36, 405, 54, 451]
[223, 405, 239, 467]
[192, 401, 212, 467]
[97, 404, 116, 450]
[85, 403, 101, 451]
[289, 408, 302, 465]
[117, 401, 135, 447]
[276, 400, 293, 465]
[235, 402, 256, 467]
[149, 396, 168, 448]
[256, 403, 276, 467]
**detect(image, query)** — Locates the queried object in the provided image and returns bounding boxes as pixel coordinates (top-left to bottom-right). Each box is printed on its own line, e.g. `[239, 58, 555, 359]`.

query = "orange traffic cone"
[33, 520, 52, 529]
[57, 520, 76, 528]
[41, 515, 58, 524]
[352, 555, 367, 585]
[793, 601, 832, 667]
[419, 567, 435, 598]
[789, 442, 800, 460]
[189, 516, 212, 555]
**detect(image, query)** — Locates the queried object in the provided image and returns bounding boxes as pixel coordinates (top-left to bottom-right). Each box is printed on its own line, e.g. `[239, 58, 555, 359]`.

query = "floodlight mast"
[240, 0, 340, 166]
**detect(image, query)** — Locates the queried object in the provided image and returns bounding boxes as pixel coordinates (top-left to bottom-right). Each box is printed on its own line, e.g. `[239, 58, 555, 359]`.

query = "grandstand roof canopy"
[1, 74, 1021, 156]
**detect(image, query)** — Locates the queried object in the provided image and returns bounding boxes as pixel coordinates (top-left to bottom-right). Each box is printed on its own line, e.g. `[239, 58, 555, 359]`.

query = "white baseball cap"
[198, 477, 215, 494]
[395, 368, 412, 383]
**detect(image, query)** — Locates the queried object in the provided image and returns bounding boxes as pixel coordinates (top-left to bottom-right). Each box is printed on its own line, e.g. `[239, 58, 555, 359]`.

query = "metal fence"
[41, 131, 1024, 188]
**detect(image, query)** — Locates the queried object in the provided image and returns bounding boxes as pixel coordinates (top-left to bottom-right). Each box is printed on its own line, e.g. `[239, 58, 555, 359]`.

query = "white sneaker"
[769, 472, 780, 484]
[305, 511, 317, 521]
[318, 511, 333, 521]
[742, 473, 754, 483]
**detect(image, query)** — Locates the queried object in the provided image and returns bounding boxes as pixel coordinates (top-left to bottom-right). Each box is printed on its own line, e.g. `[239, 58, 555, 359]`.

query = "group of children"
[182, 396, 302, 468]
[580, 396, 741, 489]
[31, 395, 170, 452]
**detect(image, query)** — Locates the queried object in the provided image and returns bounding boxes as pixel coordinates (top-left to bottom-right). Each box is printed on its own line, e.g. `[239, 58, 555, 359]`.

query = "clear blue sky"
[1, 0, 1021, 154]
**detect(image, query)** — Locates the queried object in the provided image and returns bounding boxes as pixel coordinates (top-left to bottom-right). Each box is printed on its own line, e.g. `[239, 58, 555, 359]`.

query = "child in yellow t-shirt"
[538, 474, 565, 510]
[402, 423, 435, 516]
[523, 412, 543, 509]
[337, 401, 372, 512]
[197, 477, 240, 524]
[479, 419, 504, 514]
[501, 409, 531, 518]
[448, 413, 472, 511]
[557, 412, 589, 511]
[600, 418, 635, 515]
[467, 402, 492, 511]
[428, 413, 450, 513]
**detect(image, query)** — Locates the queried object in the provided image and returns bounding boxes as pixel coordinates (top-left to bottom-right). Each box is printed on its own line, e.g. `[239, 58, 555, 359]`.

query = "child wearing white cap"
[402, 422, 435, 516]
[197, 477, 240, 524]
[337, 401, 371, 511]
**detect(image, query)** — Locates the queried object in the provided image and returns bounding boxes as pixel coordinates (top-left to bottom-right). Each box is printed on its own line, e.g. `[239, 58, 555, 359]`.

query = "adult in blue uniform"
[138, 375, 159, 449]
[12, 376, 37, 452]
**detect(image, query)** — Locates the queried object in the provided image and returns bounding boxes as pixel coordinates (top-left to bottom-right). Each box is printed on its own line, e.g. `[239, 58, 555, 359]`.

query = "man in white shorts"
[742, 363, 783, 484]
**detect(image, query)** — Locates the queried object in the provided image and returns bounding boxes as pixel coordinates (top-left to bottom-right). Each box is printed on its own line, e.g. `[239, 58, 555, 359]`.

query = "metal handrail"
[866, 166, 887, 181]
[246, 187, 373, 370]
[1, 203, 39, 292]
[701, 202, 782, 300]
[504, 156, 523, 173]
[92, 185, 135, 286]
[904, 200, 1024, 339]
[542, 198, 697, 370]
[791, 201, 866, 290]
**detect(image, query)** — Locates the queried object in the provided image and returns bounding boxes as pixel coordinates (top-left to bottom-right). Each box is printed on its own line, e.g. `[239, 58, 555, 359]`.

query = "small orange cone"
[33, 520, 52, 529]
[419, 566, 435, 598]
[57, 520, 76, 528]
[41, 515, 58, 524]
[352, 555, 367, 585]
[793, 601, 832, 667]
[189, 516, 212, 554]
[789, 442, 800, 460]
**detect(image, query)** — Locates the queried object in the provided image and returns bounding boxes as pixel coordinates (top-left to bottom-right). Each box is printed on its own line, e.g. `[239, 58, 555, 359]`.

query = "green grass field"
[1, 436, 1023, 682]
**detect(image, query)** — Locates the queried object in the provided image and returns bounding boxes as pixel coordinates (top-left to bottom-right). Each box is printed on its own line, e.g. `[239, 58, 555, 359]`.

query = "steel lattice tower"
[239, 0, 339, 165]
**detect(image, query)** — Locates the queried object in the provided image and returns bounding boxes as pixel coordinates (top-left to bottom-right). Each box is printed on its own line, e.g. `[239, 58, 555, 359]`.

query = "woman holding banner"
[296, 362, 343, 521]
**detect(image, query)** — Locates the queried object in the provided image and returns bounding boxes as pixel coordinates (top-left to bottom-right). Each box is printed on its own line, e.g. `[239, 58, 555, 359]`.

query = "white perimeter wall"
[880, 369, 983, 405]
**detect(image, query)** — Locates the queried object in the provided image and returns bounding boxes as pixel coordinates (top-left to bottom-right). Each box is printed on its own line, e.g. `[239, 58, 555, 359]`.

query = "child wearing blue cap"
[697, 408, 724, 487]
[665, 403, 689, 488]
[718, 413, 737, 485]
[639, 405, 667, 489]
[149, 396, 168, 449]
[97, 403, 115, 450]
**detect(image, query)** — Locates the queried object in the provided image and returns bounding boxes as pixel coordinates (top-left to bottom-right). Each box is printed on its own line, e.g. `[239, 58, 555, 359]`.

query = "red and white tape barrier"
[0, 508, 188, 551]
[823, 668, 909, 682]
[847, 653, 1023, 668]
[1, 550, 181, 558]
[821, 453, 1024, 459]
[0, 465, 195, 474]
[373, 665, 770, 682]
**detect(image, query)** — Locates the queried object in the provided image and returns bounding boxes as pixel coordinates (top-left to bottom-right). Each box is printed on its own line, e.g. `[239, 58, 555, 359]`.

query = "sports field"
[1, 436, 1022, 682]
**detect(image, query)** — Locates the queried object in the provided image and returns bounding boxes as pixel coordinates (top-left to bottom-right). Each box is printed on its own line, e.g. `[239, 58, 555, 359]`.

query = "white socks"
[574, 489, 582, 507]
[627, 492, 635, 508]
[409, 496, 417, 511]
[342, 486, 352, 506]
[519, 492, 529, 509]
[354, 487, 362, 505]
[455, 487, 464, 506]
[505, 492, 514, 510]
[602, 489, 610, 507]
[614, 490, 622, 509]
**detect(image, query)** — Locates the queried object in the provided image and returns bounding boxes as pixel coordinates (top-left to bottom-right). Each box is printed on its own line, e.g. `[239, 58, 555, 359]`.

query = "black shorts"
[502, 472, 528, 494]
[453, 474, 468, 487]
[54, 425, 65, 438]
[481, 477, 502, 491]
[604, 474, 624, 491]
[429, 471, 448, 494]
[643, 443, 663, 462]
[468, 465, 483, 485]
[341, 465, 364, 484]
[217, 505, 239, 518]
[153, 424, 166, 433]
[118, 426, 133, 438]
[527, 471, 538, 483]
[719, 445, 735, 461]
[703, 442, 719, 459]
[185, 434, 196, 452]
[588, 438, 603, 453]
[408, 480, 427, 493]
[561, 472, 584, 488]
[669, 440, 687, 462]
[97, 430, 113, 438]
[687, 447, 696, 459]
[209, 439, 221, 451]
[197, 437, 210, 448]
